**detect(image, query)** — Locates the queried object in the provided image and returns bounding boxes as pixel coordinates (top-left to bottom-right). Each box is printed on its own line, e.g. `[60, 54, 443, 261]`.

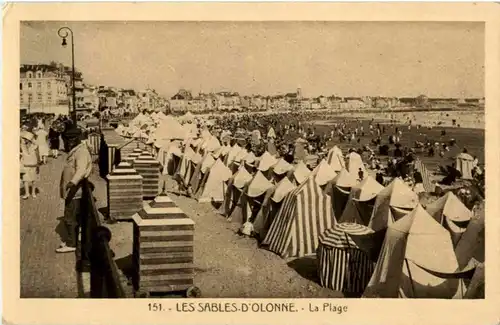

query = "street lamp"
[58, 27, 77, 125]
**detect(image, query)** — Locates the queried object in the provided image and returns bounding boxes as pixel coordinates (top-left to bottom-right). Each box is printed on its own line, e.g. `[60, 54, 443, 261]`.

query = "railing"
[80, 179, 126, 298]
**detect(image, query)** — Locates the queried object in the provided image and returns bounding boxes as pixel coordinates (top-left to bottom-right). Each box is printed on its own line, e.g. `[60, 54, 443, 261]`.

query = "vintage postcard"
[2, 2, 500, 325]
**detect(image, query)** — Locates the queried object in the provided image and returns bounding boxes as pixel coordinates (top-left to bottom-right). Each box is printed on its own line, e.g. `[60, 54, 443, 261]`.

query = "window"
[28, 82, 32, 88]
[36, 71, 42, 78]
[48, 96, 52, 100]
[37, 82, 42, 89]
[20, 83, 22, 90]
[47, 82, 51, 89]
[27, 72, 33, 78]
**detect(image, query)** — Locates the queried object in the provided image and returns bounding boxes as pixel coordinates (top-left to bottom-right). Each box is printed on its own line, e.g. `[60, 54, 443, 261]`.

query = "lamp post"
[58, 27, 77, 125]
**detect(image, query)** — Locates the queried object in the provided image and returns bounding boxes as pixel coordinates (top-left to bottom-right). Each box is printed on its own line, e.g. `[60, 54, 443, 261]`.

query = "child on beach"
[20, 131, 40, 199]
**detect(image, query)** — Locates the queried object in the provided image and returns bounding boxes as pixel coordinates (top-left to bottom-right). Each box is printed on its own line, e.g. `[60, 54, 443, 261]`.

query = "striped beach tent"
[414, 158, 435, 192]
[253, 177, 297, 241]
[455, 153, 474, 180]
[87, 132, 101, 160]
[425, 192, 473, 247]
[317, 223, 375, 294]
[325, 168, 358, 220]
[340, 176, 384, 225]
[262, 176, 334, 259]
[368, 178, 419, 232]
[194, 158, 232, 203]
[326, 146, 345, 172]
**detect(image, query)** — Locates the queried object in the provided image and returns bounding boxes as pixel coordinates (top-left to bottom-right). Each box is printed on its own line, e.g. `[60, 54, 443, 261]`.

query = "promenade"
[20, 153, 341, 298]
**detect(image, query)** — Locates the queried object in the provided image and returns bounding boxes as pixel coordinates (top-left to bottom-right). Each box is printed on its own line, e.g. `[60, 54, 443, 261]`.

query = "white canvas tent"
[219, 165, 253, 218]
[290, 161, 311, 185]
[368, 178, 419, 232]
[346, 151, 366, 177]
[326, 168, 358, 220]
[195, 158, 232, 203]
[425, 192, 473, 247]
[312, 159, 338, 186]
[340, 176, 384, 225]
[253, 177, 297, 240]
[326, 146, 345, 171]
[364, 205, 468, 298]
[232, 171, 274, 225]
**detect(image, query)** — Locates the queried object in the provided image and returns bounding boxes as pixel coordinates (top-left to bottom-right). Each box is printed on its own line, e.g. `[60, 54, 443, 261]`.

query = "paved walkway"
[20, 154, 81, 298]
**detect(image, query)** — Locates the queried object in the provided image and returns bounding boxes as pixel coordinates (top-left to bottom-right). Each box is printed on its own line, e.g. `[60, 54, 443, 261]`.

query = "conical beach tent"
[219, 165, 253, 218]
[263, 176, 334, 258]
[195, 158, 232, 203]
[325, 168, 358, 220]
[364, 205, 468, 298]
[340, 176, 384, 225]
[425, 192, 473, 247]
[253, 177, 297, 240]
[312, 159, 338, 186]
[346, 151, 366, 176]
[368, 178, 419, 232]
[327, 146, 345, 171]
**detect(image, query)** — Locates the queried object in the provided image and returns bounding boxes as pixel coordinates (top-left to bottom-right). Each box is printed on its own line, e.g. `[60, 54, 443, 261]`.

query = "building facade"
[20, 64, 70, 115]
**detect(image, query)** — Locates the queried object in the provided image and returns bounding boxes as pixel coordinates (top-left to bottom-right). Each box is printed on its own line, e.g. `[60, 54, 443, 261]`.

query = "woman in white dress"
[34, 126, 50, 164]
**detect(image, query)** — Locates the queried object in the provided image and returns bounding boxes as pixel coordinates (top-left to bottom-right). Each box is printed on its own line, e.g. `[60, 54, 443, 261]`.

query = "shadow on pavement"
[55, 216, 67, 244]
[287, 256, 320, 284]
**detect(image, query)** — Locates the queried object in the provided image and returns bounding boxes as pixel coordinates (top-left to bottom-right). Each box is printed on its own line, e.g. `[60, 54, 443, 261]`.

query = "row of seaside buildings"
[20, 63, 484, 116]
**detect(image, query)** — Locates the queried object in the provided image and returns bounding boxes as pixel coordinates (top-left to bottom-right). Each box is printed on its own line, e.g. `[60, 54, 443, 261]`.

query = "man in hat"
[56, 127, 93, 254]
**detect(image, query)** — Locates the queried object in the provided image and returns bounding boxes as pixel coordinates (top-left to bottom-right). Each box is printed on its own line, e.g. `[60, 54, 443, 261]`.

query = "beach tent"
[364, 205, 468, 298]
[368, 178, 419, 232]
[325, 168, 358, 220]
[294, 138, 308, 163]
[414, 158, 435, 192]
[312, 159, 338, 187]
[230, 149, 249, 173]
[262, 176, 334, 259]
[267, 127, 276, 139]
[289, 161, 311, 185]
[253, 177, 297, 241]
[425, 192, 473, 247]
[454, 204, 484, 269]
[340, 176, 385, 225]
[326, 146, 345, 171]
[317, 223, 375, 294]
[463, 263, 485, 299]
[271, 158, 293, 182]
[455, 153, 474, 180]
[194, 158, 232, 203]
[232, 171, 274, 225]
[219, 165, 253, 218]
[257, 151, 278, 179]
[155, 116, 189, 140]
[266, 140, 278, 156]
[346, 151, 366, 177]
[174, 146, 196, 188]
[225, 144, 243, 166]
[189, 153, 216, 195]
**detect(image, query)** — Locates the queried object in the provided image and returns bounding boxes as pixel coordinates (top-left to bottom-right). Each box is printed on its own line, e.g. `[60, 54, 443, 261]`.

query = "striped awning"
[319, 223, 374, 249]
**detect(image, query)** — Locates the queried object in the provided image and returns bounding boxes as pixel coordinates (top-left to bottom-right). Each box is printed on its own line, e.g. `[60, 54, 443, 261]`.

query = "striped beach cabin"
[262, 176, 334, 259]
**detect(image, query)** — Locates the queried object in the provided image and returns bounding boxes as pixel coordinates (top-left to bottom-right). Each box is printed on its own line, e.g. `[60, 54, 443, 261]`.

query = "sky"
[20, 21, 484, 98]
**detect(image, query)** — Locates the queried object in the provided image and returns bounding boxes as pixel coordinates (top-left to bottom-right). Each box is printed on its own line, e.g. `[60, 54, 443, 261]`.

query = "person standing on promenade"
[34, 126, 49, 165]
[56, 127, 93, 254]
[20, 131, 40, 199]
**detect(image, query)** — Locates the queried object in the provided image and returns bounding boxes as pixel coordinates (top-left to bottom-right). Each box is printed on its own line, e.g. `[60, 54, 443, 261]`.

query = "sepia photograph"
[18, 19, 486, 299]
[3, 2, 500, 325]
